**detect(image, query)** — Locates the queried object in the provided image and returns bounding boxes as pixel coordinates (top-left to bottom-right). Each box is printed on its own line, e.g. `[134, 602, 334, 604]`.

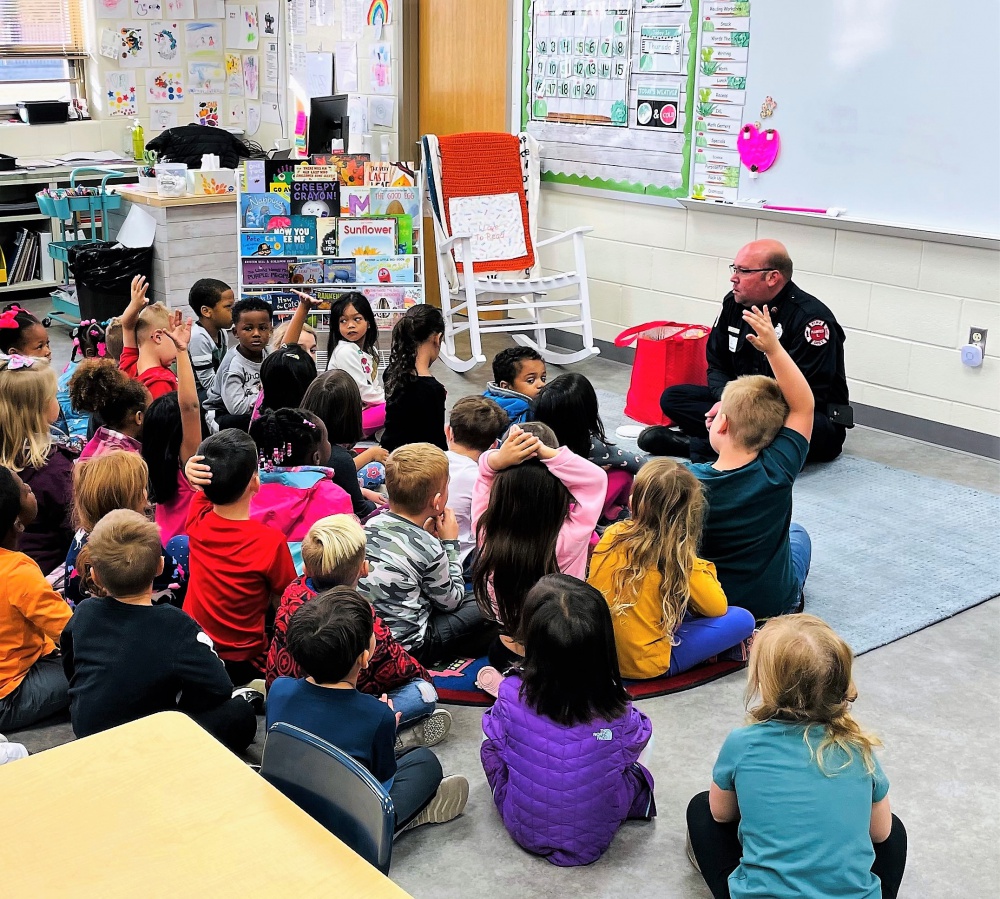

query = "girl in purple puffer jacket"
[481, 574, 655, 867]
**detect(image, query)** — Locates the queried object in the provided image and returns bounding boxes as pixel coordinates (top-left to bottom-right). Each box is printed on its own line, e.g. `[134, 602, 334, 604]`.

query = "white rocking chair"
[421, 131, 599, 373]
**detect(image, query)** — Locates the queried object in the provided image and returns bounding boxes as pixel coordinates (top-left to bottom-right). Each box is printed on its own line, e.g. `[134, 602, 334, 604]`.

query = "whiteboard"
[726, 0, 1000, 236]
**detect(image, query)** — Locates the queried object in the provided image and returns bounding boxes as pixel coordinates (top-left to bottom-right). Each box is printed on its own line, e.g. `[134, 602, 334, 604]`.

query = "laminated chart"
[689, 1, 753, 203]
[521, 0, 700, 197]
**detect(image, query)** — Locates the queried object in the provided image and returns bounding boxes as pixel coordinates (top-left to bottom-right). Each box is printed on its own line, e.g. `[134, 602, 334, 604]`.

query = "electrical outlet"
[969, 327, 988, 354]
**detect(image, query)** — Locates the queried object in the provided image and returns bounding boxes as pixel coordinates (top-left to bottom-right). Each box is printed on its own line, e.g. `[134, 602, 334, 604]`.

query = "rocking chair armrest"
[534, 226, 594, 248]
[437, 233, 475, 252]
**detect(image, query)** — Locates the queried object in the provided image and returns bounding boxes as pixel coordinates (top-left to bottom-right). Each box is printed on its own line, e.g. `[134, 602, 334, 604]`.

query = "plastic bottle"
[130, 119, 145, 161]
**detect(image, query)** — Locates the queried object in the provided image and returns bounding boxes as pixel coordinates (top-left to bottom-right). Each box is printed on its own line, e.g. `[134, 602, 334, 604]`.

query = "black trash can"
[68, 242, 155, 322]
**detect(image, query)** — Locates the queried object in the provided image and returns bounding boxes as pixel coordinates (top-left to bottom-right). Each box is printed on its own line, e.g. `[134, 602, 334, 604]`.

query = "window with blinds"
[0, 0, 86, 108]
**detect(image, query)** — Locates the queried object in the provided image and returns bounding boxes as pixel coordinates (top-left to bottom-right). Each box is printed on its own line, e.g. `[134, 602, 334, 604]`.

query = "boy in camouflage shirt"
[361, 443, 498, 666]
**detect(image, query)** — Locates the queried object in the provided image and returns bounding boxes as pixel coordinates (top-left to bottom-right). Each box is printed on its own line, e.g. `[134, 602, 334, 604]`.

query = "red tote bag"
[615, 321, 711, 426]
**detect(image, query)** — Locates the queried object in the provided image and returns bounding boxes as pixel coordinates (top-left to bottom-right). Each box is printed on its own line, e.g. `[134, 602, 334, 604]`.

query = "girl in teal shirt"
[687, 614, 907, 899]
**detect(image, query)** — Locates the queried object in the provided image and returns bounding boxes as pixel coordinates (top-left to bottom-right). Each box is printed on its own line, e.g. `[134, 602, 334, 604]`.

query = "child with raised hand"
[301, 369, 389, 519]
[687, 614, 907, 899]
[182, 429, 297, 686]
[187, 278, 234, 396]
[62, 509, 257, 753]
[325, 292, 385, 434]
[267, 587, 469, 834]
[482, 574, 655, 867]
[483, 346, 546, 425]
[691, 303, 813, 620]
[141, 317, 206, 544]
[245, 409, 352, 569]
[118, 275, 180, 400]
[380, 305, 448, 452]
[266, 514, 451, 752]
[362, 442, 497, 664]
[472, 423, 606, 674]
[589, 459, 755, 679]
[65, 451, 185, 607]
[0, 356, 78, 575]
[68, 358, 149, 459]
[0, 466, 72, 731]
[536, 372, 647, 521]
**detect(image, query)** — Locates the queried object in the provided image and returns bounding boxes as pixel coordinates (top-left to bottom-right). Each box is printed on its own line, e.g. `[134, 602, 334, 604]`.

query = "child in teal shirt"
[686, 614, 907, 899]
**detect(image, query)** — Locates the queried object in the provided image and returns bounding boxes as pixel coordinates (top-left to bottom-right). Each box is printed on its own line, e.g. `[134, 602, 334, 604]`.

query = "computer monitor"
[308, 94, 350, 155]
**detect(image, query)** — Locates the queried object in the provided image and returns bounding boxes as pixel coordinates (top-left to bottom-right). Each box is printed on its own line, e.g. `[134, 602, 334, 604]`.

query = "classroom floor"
[14, 306, 1000, 898]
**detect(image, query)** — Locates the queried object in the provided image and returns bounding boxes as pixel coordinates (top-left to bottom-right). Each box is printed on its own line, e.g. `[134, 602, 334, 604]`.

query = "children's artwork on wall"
[246, 101, 261, 134]
[150, 106, 179, 130]
[150, 22, 181, 60]
[195, 99, 220, 125]
[241, 5, 259, 49]
[164, 0, 195, 17]
[146, 68, 185, 102]
[188, 61, 225, 94]
[366, 0, 390, 27]
[99, 28, 118, 59]
[106, 71, 139, 116]
[131, 0, 161, 17]
[224, 4, 241, 49]
[260, 0, 277, 36]
[226, 53, 244, 95]
[184, 21, 221, 57]
[229, 99, 247, 127]
[195, 0, 223, 15]
[118, 25, 150, 67]
[242, 55, 259, 99]
[97, 0, 129, 19]
[369, 42, 391, 94]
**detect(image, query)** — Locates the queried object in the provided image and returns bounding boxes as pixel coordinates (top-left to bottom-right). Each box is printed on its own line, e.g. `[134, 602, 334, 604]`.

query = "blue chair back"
[260, 722, 395, 874]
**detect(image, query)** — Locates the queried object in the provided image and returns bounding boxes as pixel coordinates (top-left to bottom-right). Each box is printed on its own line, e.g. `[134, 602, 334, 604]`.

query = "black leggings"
[685, 791, 907, 899]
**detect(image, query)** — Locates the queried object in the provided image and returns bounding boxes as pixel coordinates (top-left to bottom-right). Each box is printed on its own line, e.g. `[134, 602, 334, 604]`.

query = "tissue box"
[189, 169, 236, 196]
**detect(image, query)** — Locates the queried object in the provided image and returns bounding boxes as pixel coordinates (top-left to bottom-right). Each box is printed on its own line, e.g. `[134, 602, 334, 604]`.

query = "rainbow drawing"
[366, 0, 390, 26]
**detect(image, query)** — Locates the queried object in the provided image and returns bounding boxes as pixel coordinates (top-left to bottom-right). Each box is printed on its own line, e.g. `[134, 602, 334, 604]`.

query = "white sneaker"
[402, 775, 470, 832]
[0, 734, 28, 765]
[394, 709, 453, 754]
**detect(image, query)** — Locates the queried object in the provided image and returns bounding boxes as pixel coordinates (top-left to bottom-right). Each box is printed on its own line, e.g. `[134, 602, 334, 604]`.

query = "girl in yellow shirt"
[589, 460, 754, 680]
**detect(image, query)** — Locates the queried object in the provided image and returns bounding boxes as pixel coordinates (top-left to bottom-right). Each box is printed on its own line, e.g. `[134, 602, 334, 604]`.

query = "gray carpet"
[598, 389, 1000, 655]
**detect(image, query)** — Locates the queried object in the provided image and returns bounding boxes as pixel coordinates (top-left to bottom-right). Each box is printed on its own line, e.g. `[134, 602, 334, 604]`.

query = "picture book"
[293, 164, 340, 181]
[242, 258, 291, 285]
[340, 187, 371, 217]
[390, 214, 414, 254]
[264, 159, 309, 191]
[289, 261, 325, 285]
[241, 193, 290, 229]
[363, 286, 407, 331]
[257, 291, 300, 312]
[370, 186, 419, 219]
[317, 219, 338, 255]
[289, 179, 339, 218]
[324, 257, 356, 284]
[327, 154, 370, 186]
[267, 215, 317, 255]
[364, 161, 394, 187]
[314, 289, 351, 309]
[356, 255, 415, 284]
[337, 217, 397, 257]
[243, 159, 265, 193]
[241, 232, 285, 257]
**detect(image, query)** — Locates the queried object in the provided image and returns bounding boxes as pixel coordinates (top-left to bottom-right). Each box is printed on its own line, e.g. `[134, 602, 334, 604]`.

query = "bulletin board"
[689, 0, 1000, 237]
[519, 0, 700, 199]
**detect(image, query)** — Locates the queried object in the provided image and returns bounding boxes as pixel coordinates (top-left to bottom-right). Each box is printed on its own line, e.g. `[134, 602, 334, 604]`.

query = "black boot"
[637, 426, 691, 457]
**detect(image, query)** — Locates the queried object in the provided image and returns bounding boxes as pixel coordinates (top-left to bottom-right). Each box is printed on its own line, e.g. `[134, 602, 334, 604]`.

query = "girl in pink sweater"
[471, 425, 606, 682]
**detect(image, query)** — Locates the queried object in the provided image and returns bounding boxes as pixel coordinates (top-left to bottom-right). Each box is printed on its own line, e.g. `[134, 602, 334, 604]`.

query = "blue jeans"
[789, 522, 812, 598]
[667, 607, 757, 676]
[0, 657, 69, 732]
[388, 678, 437, 727]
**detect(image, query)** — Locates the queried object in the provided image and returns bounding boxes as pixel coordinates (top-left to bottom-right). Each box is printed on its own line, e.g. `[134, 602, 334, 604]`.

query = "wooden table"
[0, 712, 412, 898]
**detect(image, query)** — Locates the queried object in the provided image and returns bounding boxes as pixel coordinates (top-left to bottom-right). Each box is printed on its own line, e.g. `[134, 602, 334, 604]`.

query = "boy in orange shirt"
[118, 274, 183, 399]
[0, 466, 72, 731]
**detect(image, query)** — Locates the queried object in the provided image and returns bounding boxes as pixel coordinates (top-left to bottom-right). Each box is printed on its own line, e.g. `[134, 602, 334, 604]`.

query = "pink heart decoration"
[737, 124, 780, 175]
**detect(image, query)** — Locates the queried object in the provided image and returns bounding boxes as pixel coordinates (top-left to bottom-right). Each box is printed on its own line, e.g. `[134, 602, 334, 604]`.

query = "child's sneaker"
[394, 709, 453, 754]
[401, 774, 470, 832]
[719, 627, 760, 663]
[232, 686, 265, 715]
[475, 665, 505, 698]
[0, 734, 29, 765]
[685, 830, 701, 873]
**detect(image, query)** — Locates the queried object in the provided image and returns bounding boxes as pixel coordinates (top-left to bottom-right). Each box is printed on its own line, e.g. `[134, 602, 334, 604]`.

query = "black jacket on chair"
[145, 124, 249, 170]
